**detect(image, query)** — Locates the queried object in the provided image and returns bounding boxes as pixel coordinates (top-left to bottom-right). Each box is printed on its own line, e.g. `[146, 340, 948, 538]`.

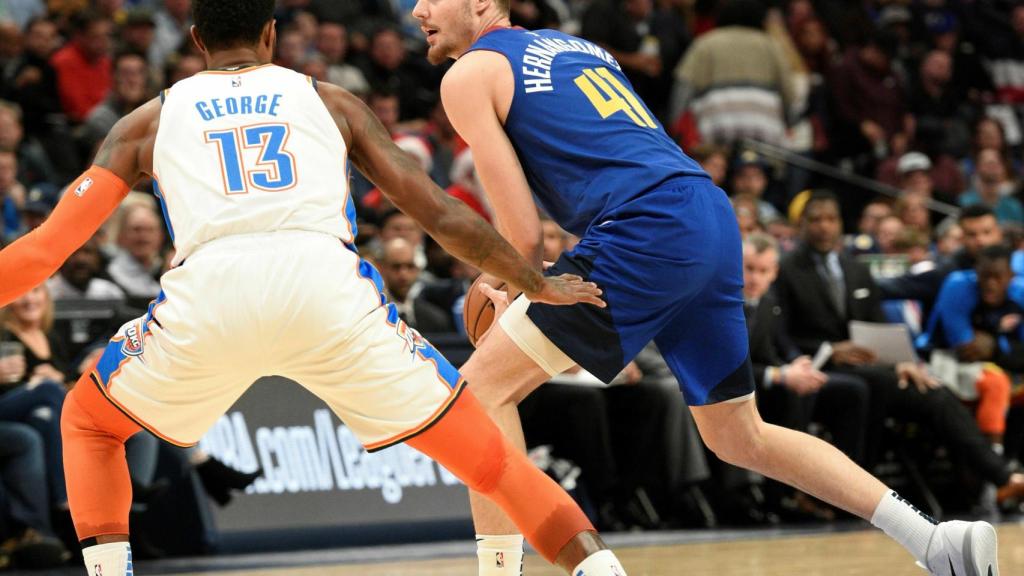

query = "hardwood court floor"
[167, 523, 1024, 576]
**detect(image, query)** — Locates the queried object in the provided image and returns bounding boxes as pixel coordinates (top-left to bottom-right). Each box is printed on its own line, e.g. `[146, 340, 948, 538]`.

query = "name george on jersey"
[520, 34, 620, 94]
[195, 93, 284, 122]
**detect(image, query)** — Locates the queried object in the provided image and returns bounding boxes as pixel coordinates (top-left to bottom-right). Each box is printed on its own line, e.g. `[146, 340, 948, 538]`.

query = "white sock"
[82, 541, 133, 576]
[573, 549, 627, 576]
[476, 534, 524, 576]
[870, 490, 938, 564]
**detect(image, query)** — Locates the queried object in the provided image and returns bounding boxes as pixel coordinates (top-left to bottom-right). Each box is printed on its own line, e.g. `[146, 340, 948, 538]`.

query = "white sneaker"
[918, 520, 999, 576]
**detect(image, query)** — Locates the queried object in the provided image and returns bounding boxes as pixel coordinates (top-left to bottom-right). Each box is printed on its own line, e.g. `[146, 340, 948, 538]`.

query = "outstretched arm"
[0, 98, 160, 307]
[317, 82, 599, 306]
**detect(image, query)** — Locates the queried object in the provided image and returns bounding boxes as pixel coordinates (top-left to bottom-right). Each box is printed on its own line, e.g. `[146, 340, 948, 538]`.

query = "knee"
[702, 422, 768, 469]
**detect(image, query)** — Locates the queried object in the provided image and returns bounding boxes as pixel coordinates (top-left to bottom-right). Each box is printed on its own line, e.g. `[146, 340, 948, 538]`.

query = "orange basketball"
[463, 276, 506, 347]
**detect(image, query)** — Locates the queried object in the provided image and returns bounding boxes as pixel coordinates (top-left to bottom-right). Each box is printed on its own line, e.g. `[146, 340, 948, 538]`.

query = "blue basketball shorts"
[504, 177, 754, 406]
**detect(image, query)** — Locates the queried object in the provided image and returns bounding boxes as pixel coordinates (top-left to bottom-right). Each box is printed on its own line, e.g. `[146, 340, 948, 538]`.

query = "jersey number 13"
[204, 123, 297, 195]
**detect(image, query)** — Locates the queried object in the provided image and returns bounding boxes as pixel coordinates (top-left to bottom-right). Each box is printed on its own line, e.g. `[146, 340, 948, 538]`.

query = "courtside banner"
[198, 377, 471, 532]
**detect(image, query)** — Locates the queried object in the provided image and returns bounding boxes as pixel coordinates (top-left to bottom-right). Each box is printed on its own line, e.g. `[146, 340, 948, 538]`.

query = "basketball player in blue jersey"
[412, 0, 1002, 575]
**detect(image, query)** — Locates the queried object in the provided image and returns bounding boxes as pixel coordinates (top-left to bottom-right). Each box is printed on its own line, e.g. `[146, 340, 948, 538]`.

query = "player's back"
[154, 64, 354, 266]
[467, 28, 707, 237]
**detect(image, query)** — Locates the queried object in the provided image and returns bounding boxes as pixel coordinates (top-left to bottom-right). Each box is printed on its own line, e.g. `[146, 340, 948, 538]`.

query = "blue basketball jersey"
[467, 27, 708, 237]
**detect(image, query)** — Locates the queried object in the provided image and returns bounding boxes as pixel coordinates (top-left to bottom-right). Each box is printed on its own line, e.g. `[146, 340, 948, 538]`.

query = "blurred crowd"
[3, 0, 1024, 570]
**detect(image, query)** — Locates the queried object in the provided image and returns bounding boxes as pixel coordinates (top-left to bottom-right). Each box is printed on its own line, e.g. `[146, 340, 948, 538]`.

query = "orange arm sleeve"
[0, 166, 129, 307]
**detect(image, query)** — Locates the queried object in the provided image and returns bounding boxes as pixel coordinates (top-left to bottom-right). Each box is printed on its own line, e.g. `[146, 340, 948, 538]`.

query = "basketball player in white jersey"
[0, 2, 630, 574]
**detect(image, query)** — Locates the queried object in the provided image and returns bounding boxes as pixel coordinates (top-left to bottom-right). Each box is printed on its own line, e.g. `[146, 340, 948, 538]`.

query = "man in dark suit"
[774, 190, 1024, 500]
[743, 233, 868, 464]
[379, 237, 454, 334]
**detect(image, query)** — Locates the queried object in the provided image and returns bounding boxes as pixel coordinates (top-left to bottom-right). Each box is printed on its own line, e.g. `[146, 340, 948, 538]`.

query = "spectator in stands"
[119, 10, 161, 70]
[446, 149, 490, 222]
[774, 191, 1024, 502]
[729, 151, 782, 224]
[689, 144, 728, 187]
[980, 4, 1024, 106]
[935, 217, 963, 262]
[152, 0, 192, 67]
[316, 21, 370, 96]
[423, 101, 462, 189]
[275, 26, 310, 71]
[509, 0, 561, 30]
[0, 100, 56, 189]
[0, 284, 69, 514]
[0, 422, 69, 569]
[107, 203, 164, 301]
[671, 0, 792, 147]
[379, 238, 453, 334]
[961, 118, 1012, 181]
[875, 215, 905, 256]
[79, 52, 152, 155]
[743, 233, 869, 464]
[909, 49, 970, 160]
[49, 10, 113, 124]
[894, 193, 932, 236]
[846, 198, 890, 255]
[0, 151, 26, 242]
[879, 205, 1005, 318]
[894, 152, 934, 197]
[579, 0, 687, 121]
[827, 30, 911, 172]
[960, 148, 1024, 226]
[918, 245, 1022, 450]
[731, 194, 762, 239]
[358, 26, 437, 121]
[165, 52, 204, 86]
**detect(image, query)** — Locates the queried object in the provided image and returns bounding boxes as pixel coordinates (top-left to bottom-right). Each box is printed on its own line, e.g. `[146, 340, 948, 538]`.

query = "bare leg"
[690, 397, 887, 519]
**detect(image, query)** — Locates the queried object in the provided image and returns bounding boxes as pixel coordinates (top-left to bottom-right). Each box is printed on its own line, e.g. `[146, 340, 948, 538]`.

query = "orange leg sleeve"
[975, 368, 1011, 436]
[407, 390, 595, 564]
[61, 374, 141, 541]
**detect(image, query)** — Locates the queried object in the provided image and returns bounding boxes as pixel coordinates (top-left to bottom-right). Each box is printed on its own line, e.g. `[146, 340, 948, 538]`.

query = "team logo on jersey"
[232, 76, 242, 88]
[394, 320, 428, 358]
[74, 177, 94, 197]
[495, 552, 505, 568]
[121, 321, 144, 357]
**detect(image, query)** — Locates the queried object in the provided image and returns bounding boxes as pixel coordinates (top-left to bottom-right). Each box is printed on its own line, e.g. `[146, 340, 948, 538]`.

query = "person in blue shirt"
[919, 245, 1024, 447]
[410, 0, 1002, 573]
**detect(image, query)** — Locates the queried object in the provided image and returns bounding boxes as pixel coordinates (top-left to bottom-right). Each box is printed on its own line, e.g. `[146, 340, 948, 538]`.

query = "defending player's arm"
[440, 51, 544, 270]
[0, 99, 159, 307]
[316, 82, 601, 307]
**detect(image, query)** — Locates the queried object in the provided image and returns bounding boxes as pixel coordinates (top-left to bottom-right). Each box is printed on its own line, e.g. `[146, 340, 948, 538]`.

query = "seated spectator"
[0, 284, 69, 514]
[689, 144, 728, 188]
[875, 215, 905, 256]
[908, 50, 971, 160]
[960, 117, 1013, 181]
[0, 151, 26, 242]
[378, 237, 453, 334]
[49, 10, 113, 124]
[918, 245, 1023, 450]
[894, 192, 932, 236]
[846, 198, 891, 255]
[316, 21, 370, 96]
[357, 26, 438, 121]
[119, 10, 161, 69]
[935, 217, 963, 262]
[274, 26, 310, 71]
[0, 100, 56, 189]
[445, 149, 490, 222]
[960, 148, 1024, 226]
[729, 151, 782, 224]
[152, 0, 193, 68]
[107, 203, 164, 302]
[164, 53, 204, 86]
[775, 190, 1024, 503]
[731, 193, 763, 239]
[0, 422, 69, 569]
[79, 51, 152, 155]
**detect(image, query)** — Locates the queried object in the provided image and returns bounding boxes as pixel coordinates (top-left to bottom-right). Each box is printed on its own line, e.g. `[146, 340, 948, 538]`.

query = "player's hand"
[782, 356, 827, 396]
[831, 341, 877, 366]
[526, 274, 605, 308]
[896, 362, 940, 394]
[29, 363, 65, 386]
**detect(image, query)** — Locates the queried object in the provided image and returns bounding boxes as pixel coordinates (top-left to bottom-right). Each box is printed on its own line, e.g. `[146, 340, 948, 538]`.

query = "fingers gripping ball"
[463, 276, 506, 347]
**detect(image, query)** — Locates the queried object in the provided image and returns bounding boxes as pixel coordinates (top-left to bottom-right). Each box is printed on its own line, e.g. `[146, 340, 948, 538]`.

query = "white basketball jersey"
[153, 64, 353, 265]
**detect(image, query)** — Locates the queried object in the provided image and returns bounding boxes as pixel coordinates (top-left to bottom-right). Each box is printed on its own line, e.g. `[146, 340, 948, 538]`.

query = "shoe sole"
[963, 522, 999, 576]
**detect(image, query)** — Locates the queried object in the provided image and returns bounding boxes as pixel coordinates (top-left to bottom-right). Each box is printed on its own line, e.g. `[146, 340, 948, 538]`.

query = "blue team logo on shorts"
[121, 321, 145, 357]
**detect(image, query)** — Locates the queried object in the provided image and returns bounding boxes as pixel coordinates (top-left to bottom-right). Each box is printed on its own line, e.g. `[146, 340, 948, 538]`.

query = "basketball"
[463, 276, 506, 347]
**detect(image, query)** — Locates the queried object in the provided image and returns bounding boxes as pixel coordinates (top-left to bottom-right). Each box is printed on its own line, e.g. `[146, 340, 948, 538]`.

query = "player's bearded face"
[420, 0, 475, 64]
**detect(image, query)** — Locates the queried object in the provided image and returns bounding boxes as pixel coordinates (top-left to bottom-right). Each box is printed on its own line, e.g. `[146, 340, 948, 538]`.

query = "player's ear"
[189, 25, 207, 55]
[262, 19, 277, 53]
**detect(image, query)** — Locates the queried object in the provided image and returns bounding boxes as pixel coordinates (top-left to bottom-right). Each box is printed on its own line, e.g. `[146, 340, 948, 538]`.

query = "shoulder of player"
[443, 51, 510, 95]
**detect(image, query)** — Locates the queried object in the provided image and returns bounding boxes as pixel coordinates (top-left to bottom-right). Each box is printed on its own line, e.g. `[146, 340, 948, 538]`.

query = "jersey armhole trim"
[159, 89, 169, 104]
[307, 75, 319, 92]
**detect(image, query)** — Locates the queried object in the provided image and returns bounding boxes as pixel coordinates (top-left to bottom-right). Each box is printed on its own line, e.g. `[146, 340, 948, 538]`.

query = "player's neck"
[206, 48, 267, 72]
[472, 14, 512, 43]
